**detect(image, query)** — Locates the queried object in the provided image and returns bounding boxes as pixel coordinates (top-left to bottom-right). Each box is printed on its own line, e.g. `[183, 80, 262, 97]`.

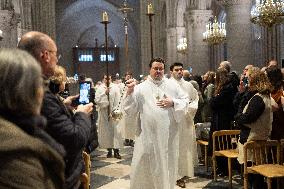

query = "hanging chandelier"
[251, 0, 284, 27]
[177, 37, 188, 54]
[203, 17, 226, 45]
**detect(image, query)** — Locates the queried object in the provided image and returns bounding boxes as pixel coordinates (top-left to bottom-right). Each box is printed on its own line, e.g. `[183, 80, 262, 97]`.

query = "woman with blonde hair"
[235, 67, 272, 151]
[0, 49, 65, 188]
[235, 67, 272, 189]
[46, 65, 94, 189]
[49, 65, 67, 95]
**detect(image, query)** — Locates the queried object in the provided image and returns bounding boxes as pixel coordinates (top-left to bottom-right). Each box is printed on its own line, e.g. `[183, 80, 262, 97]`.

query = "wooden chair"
[280, 139, 284, 164]
[212, 130, 240, 189]
[243, 140, 284, 189]
[80, 151, 91, 189]
[197, 139, 209, 171]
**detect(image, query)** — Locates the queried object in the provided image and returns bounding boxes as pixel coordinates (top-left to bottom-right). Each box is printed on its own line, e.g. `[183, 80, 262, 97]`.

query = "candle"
[124, 25, 128, 34]
[102, 11, 108, 22]
[147, 3, 153, 14]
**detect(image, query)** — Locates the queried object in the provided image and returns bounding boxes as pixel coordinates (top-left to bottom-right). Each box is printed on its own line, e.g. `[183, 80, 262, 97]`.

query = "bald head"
[18, 31, 51, 59]
[18, 31, 58, 78]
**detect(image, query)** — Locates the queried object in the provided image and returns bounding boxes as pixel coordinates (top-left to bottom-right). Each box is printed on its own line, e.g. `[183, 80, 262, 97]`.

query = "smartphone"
[242, 76, 248, 87]
[78, 81, 91, 104]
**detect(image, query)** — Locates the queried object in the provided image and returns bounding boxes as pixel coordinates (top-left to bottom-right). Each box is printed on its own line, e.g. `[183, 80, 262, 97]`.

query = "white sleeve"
[123, 86, 139, 116]
[95, 86, 109, 108]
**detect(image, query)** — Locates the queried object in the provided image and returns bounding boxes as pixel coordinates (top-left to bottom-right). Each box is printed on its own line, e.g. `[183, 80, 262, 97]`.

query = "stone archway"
[56, 0, 139, 80]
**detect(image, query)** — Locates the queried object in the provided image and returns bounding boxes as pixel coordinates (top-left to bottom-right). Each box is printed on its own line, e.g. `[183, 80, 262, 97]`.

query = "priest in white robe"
[120, 72, 138, 147]
[123, 58, 189, 189]
[170, 62, 199, 188]
[95, 75, 123, 159]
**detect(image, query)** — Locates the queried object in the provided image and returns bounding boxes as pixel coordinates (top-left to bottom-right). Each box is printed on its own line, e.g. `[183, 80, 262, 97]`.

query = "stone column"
[218, 0, 253, 72]
[20, 0, 32, 34]
[166, 27, 177, 65]
[0, 9, 19, 48]
[139, 0, 151, 74]
[0, 0, 13, 10]
[31, 0, 55, 39]
[185, 9, 212, 75]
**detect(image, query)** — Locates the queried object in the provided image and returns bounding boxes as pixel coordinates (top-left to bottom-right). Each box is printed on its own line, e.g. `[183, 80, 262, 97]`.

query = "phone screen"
[79, 82, 91, 104]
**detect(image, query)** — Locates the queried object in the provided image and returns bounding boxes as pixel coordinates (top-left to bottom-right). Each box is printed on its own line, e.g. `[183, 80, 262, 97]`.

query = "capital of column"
[184, 10, 212, 28]
[216, 0, 252, 6]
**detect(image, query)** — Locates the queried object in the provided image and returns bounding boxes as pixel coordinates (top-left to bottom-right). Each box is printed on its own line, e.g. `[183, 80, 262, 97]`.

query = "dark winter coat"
[208, 83, 237, 155]
[0, 115, 65, 189]
[41, 90, 91, 189]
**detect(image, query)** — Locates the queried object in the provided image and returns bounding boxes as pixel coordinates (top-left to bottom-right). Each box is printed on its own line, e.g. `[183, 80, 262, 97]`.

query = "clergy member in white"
[123, 57, 189, 189]
[95, 75, 123, 159]
[170, 62, 199, 188]
[120, 72, 138, 147]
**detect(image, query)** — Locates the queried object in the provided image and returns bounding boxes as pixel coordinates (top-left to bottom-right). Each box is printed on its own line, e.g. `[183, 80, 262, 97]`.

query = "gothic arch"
[56, 0, 139, 77]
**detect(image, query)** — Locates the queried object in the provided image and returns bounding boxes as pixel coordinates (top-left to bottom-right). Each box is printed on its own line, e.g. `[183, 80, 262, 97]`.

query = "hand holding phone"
[64, 95, 79, 106]
[76, 103, 93, 115]
[79, 81, 92, 105]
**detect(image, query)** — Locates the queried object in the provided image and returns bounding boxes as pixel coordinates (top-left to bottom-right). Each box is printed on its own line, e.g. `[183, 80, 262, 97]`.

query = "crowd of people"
[0, 30, 283, 189]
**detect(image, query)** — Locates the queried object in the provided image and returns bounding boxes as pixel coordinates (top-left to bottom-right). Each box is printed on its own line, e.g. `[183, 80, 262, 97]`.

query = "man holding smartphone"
[18, 31, 93, 189]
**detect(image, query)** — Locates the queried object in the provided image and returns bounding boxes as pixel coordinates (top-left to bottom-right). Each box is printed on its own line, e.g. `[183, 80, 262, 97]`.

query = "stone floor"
[90, 146, 243, 189]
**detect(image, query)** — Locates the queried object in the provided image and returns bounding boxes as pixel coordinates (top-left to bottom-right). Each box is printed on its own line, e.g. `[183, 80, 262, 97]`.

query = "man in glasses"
[124, 57, 189, 189]
[18, 31, 93, 189]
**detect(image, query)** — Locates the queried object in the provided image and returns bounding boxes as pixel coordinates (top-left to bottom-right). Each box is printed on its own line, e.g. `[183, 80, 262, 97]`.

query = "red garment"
[271, 89, 284, 140]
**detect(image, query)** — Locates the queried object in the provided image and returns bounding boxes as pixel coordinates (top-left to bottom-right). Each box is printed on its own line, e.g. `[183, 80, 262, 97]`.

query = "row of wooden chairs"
[212, 130, 284, 189]
[243, 139, 284, 189]
[196, 128, 284, 189]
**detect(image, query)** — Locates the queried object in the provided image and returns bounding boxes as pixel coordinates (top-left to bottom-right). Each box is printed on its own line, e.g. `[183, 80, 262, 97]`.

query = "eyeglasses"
[48, 50, 62, 60]
[152, 67, 164, 71]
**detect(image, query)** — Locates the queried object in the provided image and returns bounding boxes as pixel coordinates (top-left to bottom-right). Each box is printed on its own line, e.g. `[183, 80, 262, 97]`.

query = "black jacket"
[208, 83, 237, 155]
[41, 90, 91, 189]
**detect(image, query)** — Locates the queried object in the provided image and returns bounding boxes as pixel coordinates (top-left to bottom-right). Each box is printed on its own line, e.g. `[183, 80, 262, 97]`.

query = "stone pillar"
[31, 0, 55, 39]
[185, 9, 212, 75]
[20, 0, 32, 34]
[139, 0, 151, 74]
[0, 0, 13, 10]
[166, 27, 177, 65]
[0, 9, 19, 48]
[218, 0, 253, 73]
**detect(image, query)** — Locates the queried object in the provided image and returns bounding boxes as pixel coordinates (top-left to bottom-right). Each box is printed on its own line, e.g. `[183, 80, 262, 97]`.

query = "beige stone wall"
[0, 9, 18, 48]
[6, 0, 283, 75]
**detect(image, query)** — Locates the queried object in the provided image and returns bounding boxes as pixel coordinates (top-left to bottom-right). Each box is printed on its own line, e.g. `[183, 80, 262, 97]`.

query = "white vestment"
[95, 83, 123, 149]
[123, 77, 188, 189]
[171, 78, 199, 178]
[118, 83, 138, 140]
